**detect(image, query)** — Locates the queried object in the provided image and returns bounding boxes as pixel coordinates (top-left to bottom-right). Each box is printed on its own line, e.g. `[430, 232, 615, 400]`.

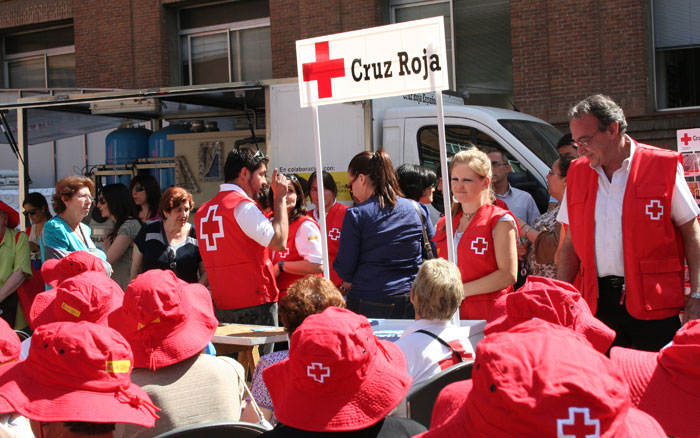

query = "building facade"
[0, 0, 698, 148]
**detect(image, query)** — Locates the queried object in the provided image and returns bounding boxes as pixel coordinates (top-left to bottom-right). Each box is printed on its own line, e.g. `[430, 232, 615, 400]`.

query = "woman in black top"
[131, 187, 207, 284]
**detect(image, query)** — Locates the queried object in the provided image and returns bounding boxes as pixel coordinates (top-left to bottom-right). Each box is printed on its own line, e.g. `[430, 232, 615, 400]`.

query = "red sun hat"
[485, 275, 616, 353]
[0, 321, 159, 426]
[417, 319, 665, 438]
[0, 201, 19, 229]
[28, 270, 124, 330]
[41, 250, 107, 288]
[0, 318, 20, 367]
[263, 307, 412, 432]
[109, 269, 218, 370]
[610, 319, 700, 438]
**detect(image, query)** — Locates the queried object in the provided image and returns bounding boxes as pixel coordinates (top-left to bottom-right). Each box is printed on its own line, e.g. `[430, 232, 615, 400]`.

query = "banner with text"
[678, 128, 700, 205]
[296, 17, 449, 107]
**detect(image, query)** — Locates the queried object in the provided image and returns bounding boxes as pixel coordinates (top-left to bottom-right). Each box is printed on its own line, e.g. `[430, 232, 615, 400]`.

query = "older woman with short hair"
[131, 187, 206, 284]
[41, 176, 108, 265]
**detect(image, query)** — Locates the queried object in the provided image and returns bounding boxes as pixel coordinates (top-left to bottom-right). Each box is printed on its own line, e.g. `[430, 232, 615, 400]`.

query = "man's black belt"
[598, 275, 625, 290]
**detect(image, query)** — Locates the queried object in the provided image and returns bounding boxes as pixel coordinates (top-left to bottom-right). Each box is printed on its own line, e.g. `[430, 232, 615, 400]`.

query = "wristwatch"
[690, 292, 700, 300]
[278, 261, 285, 273]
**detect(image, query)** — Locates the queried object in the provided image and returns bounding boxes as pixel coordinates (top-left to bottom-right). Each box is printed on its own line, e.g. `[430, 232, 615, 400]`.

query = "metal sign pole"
[311, 104, 331, 279]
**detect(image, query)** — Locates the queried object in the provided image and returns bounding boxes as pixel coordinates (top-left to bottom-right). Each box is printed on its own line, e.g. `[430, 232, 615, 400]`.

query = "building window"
[390, 0, 513, 108]
[653, 0, 700, 110]
[3, 26, 76, 88]
[179, 1, 272, 85]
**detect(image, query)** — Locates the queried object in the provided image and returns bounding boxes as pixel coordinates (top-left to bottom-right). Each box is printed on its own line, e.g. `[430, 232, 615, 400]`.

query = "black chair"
[153, 421, 269, 438]
[405, 361, 474, 428]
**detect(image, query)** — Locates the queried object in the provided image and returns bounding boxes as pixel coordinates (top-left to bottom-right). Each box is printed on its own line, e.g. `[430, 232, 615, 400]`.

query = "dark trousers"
[347, 293, 415, 319]
[596, 276, 680, 352]
[215, 302, 279, 355]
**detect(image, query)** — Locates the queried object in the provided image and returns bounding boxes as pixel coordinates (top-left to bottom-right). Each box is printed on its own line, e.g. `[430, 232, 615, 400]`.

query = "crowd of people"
[0, 93, 698, 437]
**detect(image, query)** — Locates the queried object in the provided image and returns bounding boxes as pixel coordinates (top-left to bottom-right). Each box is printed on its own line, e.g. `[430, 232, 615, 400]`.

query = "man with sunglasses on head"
[557, 94, 700, 351]
[195, 149, 289, 344]
[0, 201, 31, 329]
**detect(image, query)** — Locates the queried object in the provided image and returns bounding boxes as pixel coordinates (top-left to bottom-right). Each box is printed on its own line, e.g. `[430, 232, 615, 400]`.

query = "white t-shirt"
[395, 319, 475, 387]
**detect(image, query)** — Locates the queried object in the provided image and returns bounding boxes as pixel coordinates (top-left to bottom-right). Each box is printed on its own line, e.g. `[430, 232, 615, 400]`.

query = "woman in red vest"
[307, 171, 347, 288]
[433, 148, 518, 320]
[273, 175, 323, 299]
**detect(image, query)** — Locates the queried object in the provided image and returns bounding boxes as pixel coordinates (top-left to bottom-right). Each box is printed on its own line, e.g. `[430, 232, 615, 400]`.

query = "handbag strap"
[415, 329, 465, 362]
[411, 201, 432, 252]
[218, 356, 273, 430]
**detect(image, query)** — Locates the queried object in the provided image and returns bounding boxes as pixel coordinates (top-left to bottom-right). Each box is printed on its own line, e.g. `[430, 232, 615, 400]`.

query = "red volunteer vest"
[308, 202, 348, 286]
[273, 215, 321, 297]
[434, 204, 514, 320]
[567, 143, 685, 320]
[195, 189, 278, 310]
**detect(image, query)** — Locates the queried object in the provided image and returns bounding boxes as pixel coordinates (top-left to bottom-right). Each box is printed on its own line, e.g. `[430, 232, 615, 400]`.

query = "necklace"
[462, 211, 476, 223]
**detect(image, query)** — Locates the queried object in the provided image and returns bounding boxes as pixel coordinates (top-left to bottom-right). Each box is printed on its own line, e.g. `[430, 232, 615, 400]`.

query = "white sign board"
[678, 128, 700, 153]
[296, 17, 449, 107]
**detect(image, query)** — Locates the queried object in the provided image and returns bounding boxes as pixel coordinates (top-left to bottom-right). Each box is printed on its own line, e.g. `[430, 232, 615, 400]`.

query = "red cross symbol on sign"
[471, 237, 488, 255]
[557, 407, 600, 438]
[329, 227, 341, 241]
[199, 205, 224, 251]
[645, 200, 663, 221]
[680, 133, 692, 146]
[307, 362, 331, 383]
[302, 41, 345, 99]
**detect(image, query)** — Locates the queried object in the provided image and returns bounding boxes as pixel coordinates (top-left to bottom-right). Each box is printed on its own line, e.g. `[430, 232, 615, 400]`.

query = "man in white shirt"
[396, 259, 474, 387]
[488, 150, 540, 224]
[195, 149, 288, 340]
[557, 94, 700, 351]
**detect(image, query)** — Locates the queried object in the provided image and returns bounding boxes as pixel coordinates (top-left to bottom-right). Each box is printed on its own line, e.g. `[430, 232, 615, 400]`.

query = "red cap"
[0, 318, 20, 366]
[110, 270, 218, 370]
[28, 270, 124, 330]
[485, 276, 616, 353]
[0, 321, 159, 426]
[610, 319, 700, 438]
[0, 201, 19, 229]
[418, 319, 666, 438]
[263, 307, 412, 432]
[41, 251, 106, 288]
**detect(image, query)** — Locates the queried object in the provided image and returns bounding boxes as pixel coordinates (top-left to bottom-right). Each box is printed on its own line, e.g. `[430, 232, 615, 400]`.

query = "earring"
[452, 195, 459, 203]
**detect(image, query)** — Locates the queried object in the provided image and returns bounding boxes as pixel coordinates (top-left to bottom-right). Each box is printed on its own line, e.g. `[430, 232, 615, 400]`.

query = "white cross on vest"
[471, 237, 488, 255]
[199, 205, 225, 251]
[557, 407, 600, 438]
[329, 227, 341, 241]
[645, 200, 663, 221]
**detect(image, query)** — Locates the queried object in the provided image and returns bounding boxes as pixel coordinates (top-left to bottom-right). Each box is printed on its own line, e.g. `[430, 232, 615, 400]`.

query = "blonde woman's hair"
[448, 147, 494, 219]
[411, 259, 463, 320]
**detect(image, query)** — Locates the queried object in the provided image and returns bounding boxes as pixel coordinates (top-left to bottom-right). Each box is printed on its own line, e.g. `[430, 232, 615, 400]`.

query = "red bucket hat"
[109, 269, 217, 370]
[0, 321, 159, 426]
[263, 307, 412, 432]
[0, 201, 19, 229]
[41, 250, 106, 288]
[610, 319, 700, 438]
[418, 319, 665, 438]
[485, 276, 616, 353]
[0, 318, 20, 367]
[28, 270, 124, 330]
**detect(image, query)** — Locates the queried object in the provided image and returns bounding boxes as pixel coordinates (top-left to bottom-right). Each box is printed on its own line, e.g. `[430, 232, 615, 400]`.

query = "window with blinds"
[653, 0, 700, 109]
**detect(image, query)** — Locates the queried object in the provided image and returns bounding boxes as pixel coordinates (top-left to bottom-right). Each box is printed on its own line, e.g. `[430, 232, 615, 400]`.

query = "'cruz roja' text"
[351, 49, 442, 82]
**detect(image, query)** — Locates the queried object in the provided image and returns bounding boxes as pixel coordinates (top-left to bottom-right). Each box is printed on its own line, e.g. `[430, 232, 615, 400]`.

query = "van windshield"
[498, 119, 561, 167]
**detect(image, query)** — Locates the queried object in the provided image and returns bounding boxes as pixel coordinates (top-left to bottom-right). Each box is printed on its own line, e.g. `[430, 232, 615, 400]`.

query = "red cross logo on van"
[302, 41, 345, 99]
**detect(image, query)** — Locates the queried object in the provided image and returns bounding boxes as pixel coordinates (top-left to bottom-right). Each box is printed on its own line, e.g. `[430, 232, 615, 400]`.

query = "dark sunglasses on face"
[97, 198, 107, 205]
[23, 209, 38, 217]
[134, 186, 145, 192]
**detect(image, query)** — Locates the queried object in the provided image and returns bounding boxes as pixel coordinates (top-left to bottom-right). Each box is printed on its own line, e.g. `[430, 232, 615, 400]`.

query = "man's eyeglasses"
[23, 209, 38, 217]
[574, 129, 602, 148]
[133, 186, 145, 192]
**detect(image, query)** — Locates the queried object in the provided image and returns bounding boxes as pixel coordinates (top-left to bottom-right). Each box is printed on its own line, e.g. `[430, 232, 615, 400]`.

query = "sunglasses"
[97, 197, 107, 205]
[253, 149, 266, 160]
[133, 186, 145, 192]
[23, 209, 38, 217]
